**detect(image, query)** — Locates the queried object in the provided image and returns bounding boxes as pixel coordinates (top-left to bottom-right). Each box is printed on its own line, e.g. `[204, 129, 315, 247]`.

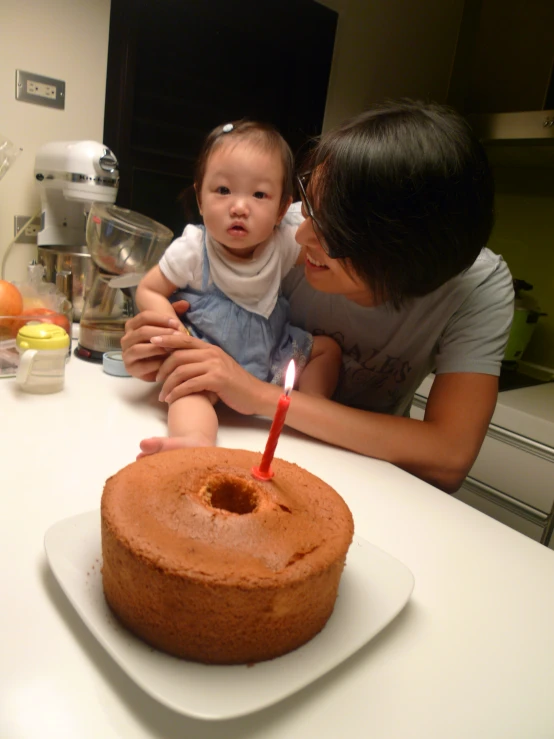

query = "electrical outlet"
[15, 70, 65, 110]
[26, 80, 57, 99]
[14, 215, 41, 244]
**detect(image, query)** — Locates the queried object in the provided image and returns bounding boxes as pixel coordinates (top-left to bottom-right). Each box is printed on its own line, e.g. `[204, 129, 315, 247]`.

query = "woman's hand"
[120, 303, 188, 381]
[151, 333, 270, 416]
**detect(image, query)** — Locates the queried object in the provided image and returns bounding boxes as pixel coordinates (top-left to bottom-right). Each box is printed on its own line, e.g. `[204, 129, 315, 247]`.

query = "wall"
[0, 0, 465, 281]
[2, 1, 551, 373]
[318, 0, 465, 130]
[318, 0, 554, 372]
[0, 0, 111, 282]
[488, 164, 554, 371]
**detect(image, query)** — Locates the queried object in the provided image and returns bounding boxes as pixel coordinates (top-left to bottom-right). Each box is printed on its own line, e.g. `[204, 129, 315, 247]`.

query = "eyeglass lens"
[297, 174, 330, 256]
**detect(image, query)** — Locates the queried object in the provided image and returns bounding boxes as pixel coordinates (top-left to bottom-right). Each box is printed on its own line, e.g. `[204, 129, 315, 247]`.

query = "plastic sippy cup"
[16, 323, 70, 394]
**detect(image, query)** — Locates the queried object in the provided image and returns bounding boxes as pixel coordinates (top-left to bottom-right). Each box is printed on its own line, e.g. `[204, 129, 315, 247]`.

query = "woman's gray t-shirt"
[281, 208, 514, 416]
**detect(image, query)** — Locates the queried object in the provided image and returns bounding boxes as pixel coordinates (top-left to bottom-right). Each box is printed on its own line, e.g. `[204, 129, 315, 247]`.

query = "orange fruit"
[0, 281, 24, 335]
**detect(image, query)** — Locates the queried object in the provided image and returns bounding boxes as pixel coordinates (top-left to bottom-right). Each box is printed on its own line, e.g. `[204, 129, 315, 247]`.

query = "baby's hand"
[172, 300, 191, 335]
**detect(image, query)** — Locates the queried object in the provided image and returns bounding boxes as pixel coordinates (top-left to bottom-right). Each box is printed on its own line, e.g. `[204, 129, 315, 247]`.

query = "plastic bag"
[0, 264, 72, 377]
[0, 134, 22, 182]
[15, 263, 69, 314]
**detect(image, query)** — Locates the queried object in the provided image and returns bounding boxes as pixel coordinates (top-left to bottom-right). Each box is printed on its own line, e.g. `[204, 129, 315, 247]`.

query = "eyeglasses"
[296, 172, 334, 257]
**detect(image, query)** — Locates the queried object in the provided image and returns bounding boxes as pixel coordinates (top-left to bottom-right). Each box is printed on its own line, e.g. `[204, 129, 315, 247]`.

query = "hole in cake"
[202, 474, 259, 515]
[279, 504, 292, 513]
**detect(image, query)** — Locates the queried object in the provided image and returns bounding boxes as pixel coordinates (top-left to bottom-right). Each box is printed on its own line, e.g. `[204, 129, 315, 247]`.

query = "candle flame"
[284, 360, 295, 396]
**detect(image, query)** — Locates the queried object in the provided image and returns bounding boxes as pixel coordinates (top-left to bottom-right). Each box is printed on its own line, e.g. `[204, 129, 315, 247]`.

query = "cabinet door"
[449, 0, 554, 114]
[103, 0, 337, 236]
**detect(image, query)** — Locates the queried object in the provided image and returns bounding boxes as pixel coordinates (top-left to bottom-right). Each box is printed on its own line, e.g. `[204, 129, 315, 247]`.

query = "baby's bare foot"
[137, 435, 214, 459]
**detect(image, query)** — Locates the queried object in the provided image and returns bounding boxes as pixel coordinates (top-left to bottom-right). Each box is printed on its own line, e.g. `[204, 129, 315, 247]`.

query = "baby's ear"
[276, 196, 293, 225]
[194, 183, 202, 215]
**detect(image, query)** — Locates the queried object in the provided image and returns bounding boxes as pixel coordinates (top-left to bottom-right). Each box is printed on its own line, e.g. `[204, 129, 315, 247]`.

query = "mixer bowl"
[86, 203, 174, 275]
[38, 245, 93, 321]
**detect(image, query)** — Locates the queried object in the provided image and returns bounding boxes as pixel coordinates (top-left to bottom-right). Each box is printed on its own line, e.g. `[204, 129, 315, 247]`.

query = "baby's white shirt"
[159, 223, 301, 318]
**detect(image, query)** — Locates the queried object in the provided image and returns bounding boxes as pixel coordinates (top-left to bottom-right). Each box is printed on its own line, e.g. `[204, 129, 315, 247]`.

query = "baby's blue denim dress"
[170, 235, 312, 385]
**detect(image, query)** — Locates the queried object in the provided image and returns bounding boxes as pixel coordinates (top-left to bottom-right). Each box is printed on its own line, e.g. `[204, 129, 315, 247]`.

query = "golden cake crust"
[101, 447, 354, 664]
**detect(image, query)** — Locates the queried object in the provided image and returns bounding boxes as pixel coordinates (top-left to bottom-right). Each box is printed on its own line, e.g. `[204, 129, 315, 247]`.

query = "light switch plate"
[15, 70, 65, 110]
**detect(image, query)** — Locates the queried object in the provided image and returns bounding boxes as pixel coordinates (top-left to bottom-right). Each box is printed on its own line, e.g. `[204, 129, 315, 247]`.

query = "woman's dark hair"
[304, 100, 495, 307]
[194, 119, 294, 210]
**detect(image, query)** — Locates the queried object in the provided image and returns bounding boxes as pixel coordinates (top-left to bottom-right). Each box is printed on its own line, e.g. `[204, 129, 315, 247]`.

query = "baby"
[136, 119, 341, 455]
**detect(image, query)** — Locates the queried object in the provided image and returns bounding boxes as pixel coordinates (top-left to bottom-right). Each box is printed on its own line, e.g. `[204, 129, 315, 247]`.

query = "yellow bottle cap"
[16, 323, 70, 351]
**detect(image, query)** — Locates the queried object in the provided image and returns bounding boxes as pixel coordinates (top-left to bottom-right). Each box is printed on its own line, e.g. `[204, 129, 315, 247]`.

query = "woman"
[121, 100, 514, 493]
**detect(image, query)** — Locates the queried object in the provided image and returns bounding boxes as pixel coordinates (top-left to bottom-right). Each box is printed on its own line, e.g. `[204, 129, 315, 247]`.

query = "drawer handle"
[463, 476, 549, 525]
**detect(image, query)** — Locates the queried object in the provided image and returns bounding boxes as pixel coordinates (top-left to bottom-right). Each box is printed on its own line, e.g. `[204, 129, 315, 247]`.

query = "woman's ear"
[276, 196, 293, 225]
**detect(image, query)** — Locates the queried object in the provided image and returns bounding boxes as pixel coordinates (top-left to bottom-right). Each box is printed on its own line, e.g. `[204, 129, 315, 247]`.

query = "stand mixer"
[35, 140, 120, 319]
[77, 203, 173, 361]
[35, 141, 174, 361]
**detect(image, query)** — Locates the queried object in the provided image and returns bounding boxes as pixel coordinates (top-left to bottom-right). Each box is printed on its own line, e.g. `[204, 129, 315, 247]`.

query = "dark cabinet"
[448, 0, 554, 141]
[103, 0, 337, 235]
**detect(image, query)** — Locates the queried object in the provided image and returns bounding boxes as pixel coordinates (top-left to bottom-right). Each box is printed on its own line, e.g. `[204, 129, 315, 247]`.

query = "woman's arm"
[279, 371, 497, 494]
[148, 333, 497, 493]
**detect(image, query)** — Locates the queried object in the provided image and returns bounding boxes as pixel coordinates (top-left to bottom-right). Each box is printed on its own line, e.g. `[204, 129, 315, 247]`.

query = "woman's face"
[295, 200, 376, 307]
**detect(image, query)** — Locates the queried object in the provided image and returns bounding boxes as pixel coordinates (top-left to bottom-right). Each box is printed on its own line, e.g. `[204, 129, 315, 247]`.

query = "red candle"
[251, 360, 295, 481]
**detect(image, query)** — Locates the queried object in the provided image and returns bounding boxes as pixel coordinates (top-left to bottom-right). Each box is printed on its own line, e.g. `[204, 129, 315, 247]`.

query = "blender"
[76, 203, 174, 361]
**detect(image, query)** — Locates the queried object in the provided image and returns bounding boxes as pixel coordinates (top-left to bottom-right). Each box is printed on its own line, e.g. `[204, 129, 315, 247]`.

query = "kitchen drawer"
[459, 475, 553, 543]
[410, 397, 554, 513]
[454, 483, 544, 544]
[467, 431, 554, 513]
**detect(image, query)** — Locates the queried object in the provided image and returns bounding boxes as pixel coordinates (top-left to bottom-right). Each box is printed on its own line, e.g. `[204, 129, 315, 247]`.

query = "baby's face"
[198, 141, 287, 257]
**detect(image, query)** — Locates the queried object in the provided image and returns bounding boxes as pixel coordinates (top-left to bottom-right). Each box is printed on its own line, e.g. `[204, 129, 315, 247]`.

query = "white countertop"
[2, 353, 554, 738]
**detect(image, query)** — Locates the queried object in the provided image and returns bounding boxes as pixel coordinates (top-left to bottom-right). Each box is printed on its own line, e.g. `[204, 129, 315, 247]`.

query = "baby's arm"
[136, 266, 181, 322]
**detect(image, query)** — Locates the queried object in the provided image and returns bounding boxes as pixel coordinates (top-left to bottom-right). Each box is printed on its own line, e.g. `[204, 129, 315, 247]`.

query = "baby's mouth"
[229, 224, 247, 234]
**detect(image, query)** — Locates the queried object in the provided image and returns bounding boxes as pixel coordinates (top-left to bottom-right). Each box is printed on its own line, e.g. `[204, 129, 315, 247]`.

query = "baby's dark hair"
[304, 100, 495, 307]
[194, 119, 294, 210]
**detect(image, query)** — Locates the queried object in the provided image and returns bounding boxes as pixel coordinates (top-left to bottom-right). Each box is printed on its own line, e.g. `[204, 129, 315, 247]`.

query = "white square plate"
[44, 510, 414, 721]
